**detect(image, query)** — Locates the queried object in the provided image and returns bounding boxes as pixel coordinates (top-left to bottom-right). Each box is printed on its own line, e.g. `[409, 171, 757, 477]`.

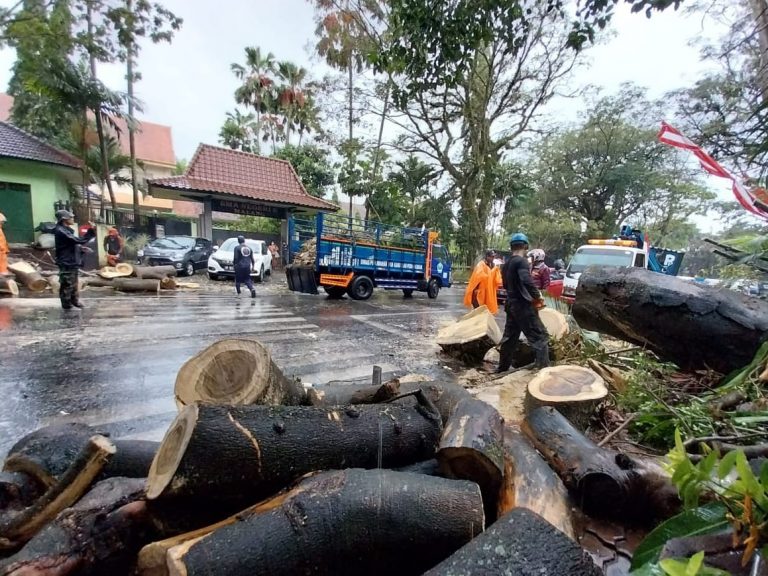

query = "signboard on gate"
[211, 199, 287, 219]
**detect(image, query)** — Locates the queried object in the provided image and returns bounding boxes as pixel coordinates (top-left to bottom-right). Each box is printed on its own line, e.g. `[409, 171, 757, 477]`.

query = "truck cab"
[561, 243, 646, 303]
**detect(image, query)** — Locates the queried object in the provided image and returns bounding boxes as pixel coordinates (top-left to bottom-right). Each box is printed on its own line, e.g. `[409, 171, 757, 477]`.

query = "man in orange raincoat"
[463, 250, 501, 314]
[0, 213, 8, 275]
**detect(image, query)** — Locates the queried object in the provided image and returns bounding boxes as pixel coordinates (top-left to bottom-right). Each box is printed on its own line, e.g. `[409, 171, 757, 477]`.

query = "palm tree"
[232, 47, 276, 154]
[295, 94, 321, 145]
[85, 135, 136, 219]
[276, 61, 308, 146]
[219, 109, 257, 152]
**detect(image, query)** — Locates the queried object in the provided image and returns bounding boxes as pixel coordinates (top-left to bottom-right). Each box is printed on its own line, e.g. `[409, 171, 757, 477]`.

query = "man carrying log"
[54, 210, 95, 310]
[463, 250, 501, 314]
[0, 213, 8, 275]
[234, 236, 256, 298]
[497, 233, 550, 373]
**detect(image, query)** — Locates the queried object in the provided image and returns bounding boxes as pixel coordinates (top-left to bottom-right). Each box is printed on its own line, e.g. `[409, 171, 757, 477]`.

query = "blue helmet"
[509, 232, 529, 246]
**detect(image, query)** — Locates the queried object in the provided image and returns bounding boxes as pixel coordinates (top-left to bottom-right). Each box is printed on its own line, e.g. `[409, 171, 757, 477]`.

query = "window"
[567, 248, 634, 274]
[634, 253, 646, 268]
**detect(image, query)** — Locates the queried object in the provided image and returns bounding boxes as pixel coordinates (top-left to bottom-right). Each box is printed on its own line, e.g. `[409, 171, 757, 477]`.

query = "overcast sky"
[0, 0, 743, 231]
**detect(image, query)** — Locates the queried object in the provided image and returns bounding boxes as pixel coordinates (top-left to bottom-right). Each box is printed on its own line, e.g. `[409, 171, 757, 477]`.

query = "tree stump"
[436, 306, 502, 366]
[166, 469, 484, 576]
[174, 338, 306, 408]
[524, 365, 607, 429]
[98, 265, 133, 279]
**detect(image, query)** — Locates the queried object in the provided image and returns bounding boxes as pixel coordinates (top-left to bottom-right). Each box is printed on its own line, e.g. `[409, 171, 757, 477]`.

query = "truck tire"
[324, 286, 346, 299]
[348, 275, 374, 300]
[427, 278, 440, 299]
[403, 289, 414, 298]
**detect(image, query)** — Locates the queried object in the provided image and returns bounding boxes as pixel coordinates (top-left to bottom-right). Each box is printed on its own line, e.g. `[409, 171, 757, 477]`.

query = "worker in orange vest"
[463, 250, 500, 314]
[0, 213, 8, 275]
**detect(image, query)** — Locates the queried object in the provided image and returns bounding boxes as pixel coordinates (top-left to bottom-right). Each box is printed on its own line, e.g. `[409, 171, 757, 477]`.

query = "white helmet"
[528, 249, 546, 264]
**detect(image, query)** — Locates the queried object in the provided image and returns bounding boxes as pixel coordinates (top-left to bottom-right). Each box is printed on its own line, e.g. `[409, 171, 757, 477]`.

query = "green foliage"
[215, 217, 280, 235]
[274, 145, 335, 199]
[658, 552, 729, 576]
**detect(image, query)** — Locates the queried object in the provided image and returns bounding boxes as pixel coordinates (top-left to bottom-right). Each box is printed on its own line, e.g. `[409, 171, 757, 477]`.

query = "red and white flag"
[657, 122, 768, 220]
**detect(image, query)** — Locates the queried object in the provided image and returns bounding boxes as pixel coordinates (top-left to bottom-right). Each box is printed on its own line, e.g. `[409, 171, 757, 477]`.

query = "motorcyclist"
[528, 248, 551, 291]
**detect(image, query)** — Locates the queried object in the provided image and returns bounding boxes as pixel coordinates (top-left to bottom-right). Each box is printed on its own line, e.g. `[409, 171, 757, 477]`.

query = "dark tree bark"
[423, 508, 601, 576]
[573, 267, 768, 373]
[146, 402, 442, 501]
[306, 379, 400, 406]
[168, 469, 485, 576]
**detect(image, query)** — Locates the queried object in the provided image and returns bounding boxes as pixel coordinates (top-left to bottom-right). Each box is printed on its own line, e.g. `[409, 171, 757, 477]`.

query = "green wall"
[0, 158, 76, 237]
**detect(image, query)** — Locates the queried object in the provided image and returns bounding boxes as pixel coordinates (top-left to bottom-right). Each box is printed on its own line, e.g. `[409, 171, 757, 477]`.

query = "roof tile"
[0, 121, 81, 169]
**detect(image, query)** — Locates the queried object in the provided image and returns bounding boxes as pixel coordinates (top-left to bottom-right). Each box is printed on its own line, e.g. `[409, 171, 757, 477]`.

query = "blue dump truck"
[285, 213, 452, 300]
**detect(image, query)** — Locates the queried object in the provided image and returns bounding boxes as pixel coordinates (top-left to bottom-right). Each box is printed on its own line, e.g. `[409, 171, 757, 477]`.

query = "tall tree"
[388, 155, 436, 221]
[274, 144, 335, 198]
[276, 61, 308, 146]
[232, 47, 277, 155]
[219, 109, 258, 152]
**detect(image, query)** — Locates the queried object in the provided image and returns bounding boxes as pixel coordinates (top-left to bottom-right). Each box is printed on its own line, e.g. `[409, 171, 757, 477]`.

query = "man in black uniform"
[497, 232, 550, 372]
[54, 210, 95, 310]
[233, 235, 256, 298]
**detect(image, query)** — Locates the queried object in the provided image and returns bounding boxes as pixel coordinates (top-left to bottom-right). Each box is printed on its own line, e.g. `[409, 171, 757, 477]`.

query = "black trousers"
[498, 300, 550, 370]
[58, 268, 80, 309]
[235, 267, 255, 294]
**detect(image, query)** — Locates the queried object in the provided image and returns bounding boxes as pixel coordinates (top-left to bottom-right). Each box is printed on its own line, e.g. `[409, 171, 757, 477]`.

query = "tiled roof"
[0, 121, 81, 169]
[0, 94, 175, 167]
[150, 144, 337, 211]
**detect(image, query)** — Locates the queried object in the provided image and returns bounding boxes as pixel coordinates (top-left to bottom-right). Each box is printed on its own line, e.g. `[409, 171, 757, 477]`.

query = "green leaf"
[630, 503, 729, 570]
[630, 563, 666, 576]
[659, 558, 688, 576]
[718, 450, 738, 479]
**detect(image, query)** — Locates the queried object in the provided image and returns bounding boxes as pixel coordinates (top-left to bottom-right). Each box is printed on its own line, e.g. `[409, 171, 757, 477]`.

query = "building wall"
[99, 162, 176, 211]
[0, 158, 73, 230]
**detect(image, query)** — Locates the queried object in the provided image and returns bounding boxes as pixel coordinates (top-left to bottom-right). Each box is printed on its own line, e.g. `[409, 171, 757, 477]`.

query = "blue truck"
[285, 213, 452, 300]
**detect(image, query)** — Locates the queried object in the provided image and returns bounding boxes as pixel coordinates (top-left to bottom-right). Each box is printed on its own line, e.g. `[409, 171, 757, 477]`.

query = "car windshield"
[567, 248, 634, 274]
[219, 238, 238, 251]
[150, 237, 194, 250]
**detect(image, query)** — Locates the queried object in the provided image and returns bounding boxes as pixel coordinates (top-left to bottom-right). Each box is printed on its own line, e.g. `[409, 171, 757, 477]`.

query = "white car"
[207, 237, 272, 282]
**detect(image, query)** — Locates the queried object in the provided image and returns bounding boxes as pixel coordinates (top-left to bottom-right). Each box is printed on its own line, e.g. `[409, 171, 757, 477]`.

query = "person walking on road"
[234, 235, 256, 298]
[463, 249, 500, 314]
[54, 210, 95, 310]
[528, 248, 551, 292]
[497, 233, 550, 373]
[0, 213, 8, 275]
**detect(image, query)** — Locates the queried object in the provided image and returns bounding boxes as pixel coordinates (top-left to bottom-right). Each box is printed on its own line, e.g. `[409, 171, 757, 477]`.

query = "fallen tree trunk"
[499, 427, 575, 539]
[524, 365, 608, 429]
[522, 406, 680, 523]
[112, 278, 160, 293]
[306, 379, 400, 406]
[436, 306, 501, 366]
[4, 424, 158, 487]
[98, 264, 133, 279]
[423, 508, 600, 576]
[167, 469, 484, 576]
[573, 266, 768, 373]
[146, 401, 442, 501]
[82, 277, 115, 289]
[133, 265, 177, 280]
[8, 262, 47, 292]
[174, 338, 306, 408]
[0, 478, 149, 576]
[0, 473, 43, 513]
[0, 278, 18, 297]
[0, 435, 115, 550]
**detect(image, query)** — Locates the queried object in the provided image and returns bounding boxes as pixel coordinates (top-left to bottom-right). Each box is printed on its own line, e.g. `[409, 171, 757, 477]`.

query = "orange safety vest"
[0, 226, 8, 275]
[463, 261, 499, 314]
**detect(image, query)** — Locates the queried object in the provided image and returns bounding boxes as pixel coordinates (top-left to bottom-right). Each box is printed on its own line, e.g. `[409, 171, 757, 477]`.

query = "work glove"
[532, 298, 546, 310]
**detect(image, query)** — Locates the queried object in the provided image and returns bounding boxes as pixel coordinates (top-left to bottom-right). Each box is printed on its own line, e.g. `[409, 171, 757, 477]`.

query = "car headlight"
[174, 252, 186, 260]
[137, 250, 144, 258]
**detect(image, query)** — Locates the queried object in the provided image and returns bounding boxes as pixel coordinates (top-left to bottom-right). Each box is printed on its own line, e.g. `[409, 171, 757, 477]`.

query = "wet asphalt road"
[0, 282, 467, 454]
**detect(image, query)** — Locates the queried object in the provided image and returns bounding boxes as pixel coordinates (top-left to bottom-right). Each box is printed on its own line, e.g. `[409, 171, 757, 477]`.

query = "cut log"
[0, 278, 18, 297]
[167, 469, 485, 576]
[587, 359, 628, 393]
[0, 435, 115, 550]
[8, 262, 47, 292]
[115, 263, 134, 276]
[0, 473, 43, 513]
[4, 424, 157, 487]
[160, 277, 177, 290]
[437, 306, 502, 366]
[498, 426, 574, 539]
[573, 266, 768, 374]
[306, 379, 400, 406]
[146, 401, 442, 501]
[98, 265, 133, 279]
[175, 338, 305, 408]
[539, 307, 570, 339]
[133, 265, 177, 280]
[82, 277, 115, 289]
[175, 282, 200, 290]
[524, 365, 608, 429]
[0, 478, 149, 576]
[522, 406, 680, 523]
[423, 508, 601, 576]
[112, 278, 160, 293]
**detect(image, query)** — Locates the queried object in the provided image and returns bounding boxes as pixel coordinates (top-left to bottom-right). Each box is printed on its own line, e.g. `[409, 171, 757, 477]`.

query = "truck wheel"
[324, 286, 346, 299]
[348, 275, 374, 300]
[427, 278, 440, 299]
[402, 289, 414, 298]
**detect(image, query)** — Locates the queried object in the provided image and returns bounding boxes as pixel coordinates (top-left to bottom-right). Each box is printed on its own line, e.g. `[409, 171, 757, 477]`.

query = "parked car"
[136, 236, 213, 277]
[207, 237, 272, 282]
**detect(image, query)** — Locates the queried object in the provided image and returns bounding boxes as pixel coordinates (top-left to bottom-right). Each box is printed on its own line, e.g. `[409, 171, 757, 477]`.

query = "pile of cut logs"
[0, 260, 198, 298]
[0, 336, 687, 576]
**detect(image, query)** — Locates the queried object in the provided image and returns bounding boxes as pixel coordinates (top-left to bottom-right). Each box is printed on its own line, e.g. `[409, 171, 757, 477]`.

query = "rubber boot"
[251, 290, 256, 298]
[70, 300, 84, 309]
[496, 338, 515, 373]
[534, 343, 551, 369]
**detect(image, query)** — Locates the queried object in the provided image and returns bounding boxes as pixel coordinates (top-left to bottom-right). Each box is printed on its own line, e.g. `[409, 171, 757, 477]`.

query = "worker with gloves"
[233, 235, 256, 298]
[528, 248, 551, 291]
[463, 249, 500, 314]
[54, 209, 95, 310]
[0, 213, 8, 275]
[497, 233, 550, 372]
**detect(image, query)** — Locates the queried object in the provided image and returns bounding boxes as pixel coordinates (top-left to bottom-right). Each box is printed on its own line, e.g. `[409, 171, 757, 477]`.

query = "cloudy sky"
[0, 0, 741, 231]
